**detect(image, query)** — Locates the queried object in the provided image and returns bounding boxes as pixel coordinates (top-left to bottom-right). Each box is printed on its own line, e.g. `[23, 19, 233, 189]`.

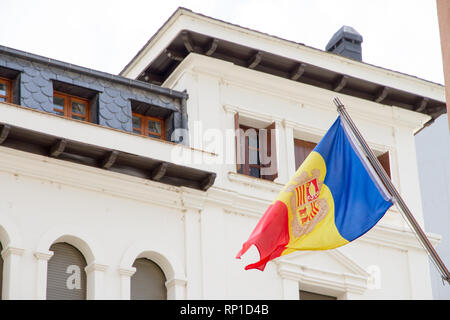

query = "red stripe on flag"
[236, 200, 290, 271]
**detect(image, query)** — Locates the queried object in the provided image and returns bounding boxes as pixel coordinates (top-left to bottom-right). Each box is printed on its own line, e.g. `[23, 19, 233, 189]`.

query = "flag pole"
[333, 97, 450, 284]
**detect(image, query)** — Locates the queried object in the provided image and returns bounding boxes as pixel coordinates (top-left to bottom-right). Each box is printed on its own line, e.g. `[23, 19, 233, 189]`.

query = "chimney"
[326, 26, 363, 61]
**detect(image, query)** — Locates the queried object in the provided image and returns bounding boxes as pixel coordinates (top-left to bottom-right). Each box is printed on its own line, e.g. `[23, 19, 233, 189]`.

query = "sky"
[0, 0, 445, 85]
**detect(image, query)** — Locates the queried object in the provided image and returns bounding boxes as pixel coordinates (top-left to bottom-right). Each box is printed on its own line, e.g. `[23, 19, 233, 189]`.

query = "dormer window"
[132, 113, 165, 139]
[53, 91, 89, 122]
[0, 77, 12, 103]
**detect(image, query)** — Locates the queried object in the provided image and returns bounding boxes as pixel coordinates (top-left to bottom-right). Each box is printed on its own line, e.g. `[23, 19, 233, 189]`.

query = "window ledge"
[0, 101, 217, 157]
[227, 171, 284, 193]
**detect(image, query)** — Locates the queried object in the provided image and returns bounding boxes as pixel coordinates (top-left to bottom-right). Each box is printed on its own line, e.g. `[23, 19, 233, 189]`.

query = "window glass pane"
[249, 147, 259, 164]
[0, 83, 7, 96]
[248, 134, 258, 149]
[132, 116, 141, 129]
[53, 96, 65, 115]
[72, 101, 86, 115]
[0, 97, 5, 102]
[148, 119, 161, 134]
[250, 167, 260, 178]
[53, 96, 64, 107]
[148, 133, 161, 139]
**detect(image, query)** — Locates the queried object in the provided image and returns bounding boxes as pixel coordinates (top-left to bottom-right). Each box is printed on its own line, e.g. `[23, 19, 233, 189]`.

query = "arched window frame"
[46, 242, 88, 300]
[130, 257, 168, 300]
[120, 243, 186, 300]
[34, 230, 108, 300]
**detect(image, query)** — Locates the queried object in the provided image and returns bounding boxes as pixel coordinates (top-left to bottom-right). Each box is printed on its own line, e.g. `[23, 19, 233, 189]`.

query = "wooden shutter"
[377, 151, 391, 178]
[261, 122, 278, 181]
[294, 139, 317, 170]
[46, 243, 87, 300]
[131, 258, 167, 300]
[235, 112, 243, 173]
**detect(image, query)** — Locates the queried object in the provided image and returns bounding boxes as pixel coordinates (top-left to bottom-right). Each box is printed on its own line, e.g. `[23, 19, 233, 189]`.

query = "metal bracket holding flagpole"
[333, 97, 450, 285]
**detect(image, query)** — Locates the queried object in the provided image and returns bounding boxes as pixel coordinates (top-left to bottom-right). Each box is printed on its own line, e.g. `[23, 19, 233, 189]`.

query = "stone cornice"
[34, 250, 54, 261]
[173, 54, 431, 131]
[85, 262, 109, 273]
[118, 266, 137, 277]
[0, 145, 440, 254]
[1, 246, 25, 259]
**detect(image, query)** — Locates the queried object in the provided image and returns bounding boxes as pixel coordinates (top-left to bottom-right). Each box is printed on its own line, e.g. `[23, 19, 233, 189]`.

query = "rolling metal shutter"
[131, 258, 167, 300]
[46, 242, 87, 300]
[299, 290, 337, 300]
[0, 243, 2, 300]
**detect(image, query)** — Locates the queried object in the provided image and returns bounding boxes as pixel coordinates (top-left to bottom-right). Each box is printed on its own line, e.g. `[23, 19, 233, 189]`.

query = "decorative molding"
[275, 250, 369, 296]
[290, 63, 307, 81]
[102, 150, 119, 169]
[358, 222, 441, 251]
[223, 104, 282, 124]
[200, 173, 216, 191]
[151, 162, 169, 181]
[247, 51, 262, 69]
[226, 104, 394, 153]
[180, 187, 207, 211]
[180, 55, 432, 130]
[85, 262, 109, 273]
[165, 277, 187, 289]
[0, 124, 10, 144]
[375, 86, 389, 103]
[181, 31, 195, 53]
[227, 171, 283, 193]
[1, 246, 25, 259]
[49, 139, 67, 158]
[0, 146, 184, 210]
[333, 75, 348, 92]
[0, 145, 438, 255]
[119, 266, 137, 277]
[34, 250, 54, 261]
[205, 38, 219, 56]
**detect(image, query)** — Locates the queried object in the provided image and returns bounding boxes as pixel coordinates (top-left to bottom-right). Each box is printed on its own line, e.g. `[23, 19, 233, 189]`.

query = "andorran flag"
[236, 116, 393, 271]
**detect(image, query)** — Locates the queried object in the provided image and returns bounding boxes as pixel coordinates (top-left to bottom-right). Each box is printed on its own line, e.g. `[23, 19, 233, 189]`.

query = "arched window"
[131, 258, 167, 300]
[0, 242, 3, 300]
[47, 242, 87, 300]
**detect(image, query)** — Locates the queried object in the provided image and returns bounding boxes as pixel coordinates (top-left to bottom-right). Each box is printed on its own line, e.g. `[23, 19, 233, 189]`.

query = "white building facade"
[0, 8, 446, 300]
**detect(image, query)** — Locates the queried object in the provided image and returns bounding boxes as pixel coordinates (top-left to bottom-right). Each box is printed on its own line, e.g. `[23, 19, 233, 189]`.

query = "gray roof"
[0, 45, 188, 100]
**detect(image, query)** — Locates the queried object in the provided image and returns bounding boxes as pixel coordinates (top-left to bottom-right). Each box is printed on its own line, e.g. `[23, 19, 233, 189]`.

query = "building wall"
[0, 144, 187, 299]
[0, 40, 443, 300]
[415, 114, 450, 299]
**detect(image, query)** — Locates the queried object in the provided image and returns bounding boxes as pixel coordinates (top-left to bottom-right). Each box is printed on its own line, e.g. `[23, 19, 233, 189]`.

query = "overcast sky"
[1, 0, 445, 85]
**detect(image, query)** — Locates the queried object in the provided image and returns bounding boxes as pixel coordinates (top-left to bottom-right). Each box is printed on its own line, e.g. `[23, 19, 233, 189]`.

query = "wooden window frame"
[0, 77, 12, 103]
[236, 122, 278, 181]
[294, 138, 391, 178]
[132, 113, 165, 140]
[294, 138, 317, 170]
[53, 91, 90, 122]
[239, 124, 262, 178]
